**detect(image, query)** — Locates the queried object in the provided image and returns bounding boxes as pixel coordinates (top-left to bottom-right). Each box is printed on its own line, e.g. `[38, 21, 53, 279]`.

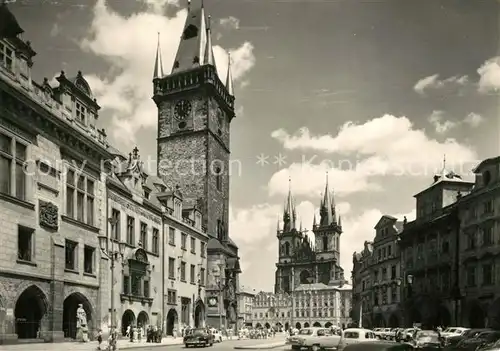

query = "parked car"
[410, 330, 443, 349]
[286, 327, 342, 351]
[184, 328, 214, 347]
[338, 328, 379, 350]
[456, 331, 500, 351]
[441, 327, 469, 339]
[343, 341, 413, 351]
[445, 328, 491, 348]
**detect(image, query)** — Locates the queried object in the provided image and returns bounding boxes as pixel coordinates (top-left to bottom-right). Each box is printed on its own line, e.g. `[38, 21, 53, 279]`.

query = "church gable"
[374, 215, 396, 230]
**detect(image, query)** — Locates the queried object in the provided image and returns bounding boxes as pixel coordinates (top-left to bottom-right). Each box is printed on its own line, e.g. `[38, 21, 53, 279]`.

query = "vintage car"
[183, 328, 214, 347]
[456, 331, 500, 351]
[409, 330, 443, 349]
[287, 327, 342, 351]
[446, 328, 491, 348]
[343, 341, 412, 351]
[339, 328, 379, 349]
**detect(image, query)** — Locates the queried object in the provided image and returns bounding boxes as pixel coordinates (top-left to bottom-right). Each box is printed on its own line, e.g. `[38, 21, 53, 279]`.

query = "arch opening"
[255, 323, 262, 328]
[121, 310, 136, 336]
[14, 285, 48, 339]
[488, 298, 500, 329]
[264, 322, 270, 329]
[436, 306, 451, 327]
[468, 302, 485, 328]
[285, 322, 289, 330]
[388, 313, 399, 328]
[299, 270, 313, 284]
[166, 308, 178, 336]
[325, 322, 332, 328]
[295, 322, 301, 329]
[63, 293, 93, 339]
[373, 314, 385, 328]
[304, 322, 310, 328]
[194, 300, 205, 328]
[313, 321, 321, 327]
[137, 311, 149, 329]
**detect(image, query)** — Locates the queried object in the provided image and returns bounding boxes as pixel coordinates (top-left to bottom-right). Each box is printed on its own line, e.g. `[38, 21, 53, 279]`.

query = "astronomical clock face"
[174, 100, 192, 120]
[208, 297, 218, 307]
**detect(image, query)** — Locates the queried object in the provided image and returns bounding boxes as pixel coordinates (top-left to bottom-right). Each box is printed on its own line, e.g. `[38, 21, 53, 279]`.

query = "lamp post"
[212, 263, 226, 331]
[98, 218, 126, 333]
[406, 274, 414, 327]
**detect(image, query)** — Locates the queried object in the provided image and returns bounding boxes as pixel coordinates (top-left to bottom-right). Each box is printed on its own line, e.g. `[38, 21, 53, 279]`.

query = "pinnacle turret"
[153, 32, 164, 79]
[226, 52, 234, 96]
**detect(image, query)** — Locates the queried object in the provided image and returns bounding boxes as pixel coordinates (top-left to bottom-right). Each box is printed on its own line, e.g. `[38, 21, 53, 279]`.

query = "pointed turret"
[313, 214, 317, 227]
[320, 172, 336, 226]
[171, 0, 208, 73]
[283, 177, 296, 232]
[203, 15, 216, 67]
[153, 32, 164, 79]
[226, 52, 234, 96]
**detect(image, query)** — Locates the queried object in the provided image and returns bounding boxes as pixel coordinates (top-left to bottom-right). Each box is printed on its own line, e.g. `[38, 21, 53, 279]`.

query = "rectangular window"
[201, 242, 206, 257]
[0, 42, 14, 71]
[167, 289, 177, 304]
[467, 266, 476, 287]
[84, 246, 95, 274]
[152, 228, 159, 254]
[127, 216, 135, 245]
[181, 261, 186, 281]
[190, 264, 195, 284]
[169, 227, 175, 245]
[140, 222, 147, 250]
[17, 225, 34, 262]
[131, 273, 141, 296]
[144, 280, 150, 297]
[76, 101, 86, 124]
[111, 209, 120, 240]
[483, 264, 493, 286]
[65, 240, 78, 270]
[190, 237, 196, 254]
[200, 268, 206, 286]
[66, 170, 94, 225]
[123, 275, 130, 294]
[483, 226, 493, 246]
[181, 233, 187, 250]
[0, 134, 26, 200]
[168, 257, 175, 279]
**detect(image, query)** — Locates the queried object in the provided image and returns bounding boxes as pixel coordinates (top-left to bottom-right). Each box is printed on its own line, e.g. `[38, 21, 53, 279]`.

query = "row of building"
[351, 158, 500, 329]
[0, 1, 241, 343]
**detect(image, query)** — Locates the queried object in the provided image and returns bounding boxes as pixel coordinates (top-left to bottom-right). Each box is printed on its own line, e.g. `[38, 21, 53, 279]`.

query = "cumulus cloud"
[219, 16, 240, 30]
[231, 198, 414, 290]
[413, 74, 468, 96]
[270, 115, 477, 197]
[427, 110, 457, 134]
[463, 112, 484, 128]
[80, 0, 255, 147]
[477, 56, 500, 94]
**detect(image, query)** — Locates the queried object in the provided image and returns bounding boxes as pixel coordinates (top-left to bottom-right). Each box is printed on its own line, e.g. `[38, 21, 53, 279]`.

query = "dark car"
[456, 331, 500, 351]
[184, 328, 214, 347]
[343, 341, 413, 351]
[446, 329, 491, 348]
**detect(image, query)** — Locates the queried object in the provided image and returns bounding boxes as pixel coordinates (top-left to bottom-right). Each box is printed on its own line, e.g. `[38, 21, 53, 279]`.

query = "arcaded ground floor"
[252, 319, 350, 330]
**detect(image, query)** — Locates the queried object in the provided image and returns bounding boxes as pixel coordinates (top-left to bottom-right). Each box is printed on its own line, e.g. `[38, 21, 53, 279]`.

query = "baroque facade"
[351, 216, 404, 328]
[238, 286, 256, 327]
[152, 0, 241, 330]
[0, 1, 233, 343]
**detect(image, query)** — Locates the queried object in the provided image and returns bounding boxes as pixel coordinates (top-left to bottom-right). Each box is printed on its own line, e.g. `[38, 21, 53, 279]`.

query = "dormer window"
[144, 189, 150, 199]
[0, 42, 14, 72]
[76, 101, 86, 124]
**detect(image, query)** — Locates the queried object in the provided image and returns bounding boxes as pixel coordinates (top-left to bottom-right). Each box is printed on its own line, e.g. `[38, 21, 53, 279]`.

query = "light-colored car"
[287, 327, 342, 351]
[209, 328, 223, 342]
[340, 328, 379, 348]
[441, 327, 469, 338]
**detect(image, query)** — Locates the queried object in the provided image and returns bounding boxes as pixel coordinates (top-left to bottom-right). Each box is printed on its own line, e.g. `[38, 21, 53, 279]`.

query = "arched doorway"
[63, 293, 93, 339]
[313, 322, 321, 327]
[295, 322, 301, 329]
[194, 300, 205, 328]
[388, 313, 399, 328]
[285, 322, 289, 330]
[436, 306, 451, 327]
[121, 310, 136, 336]
[265, 322, 270, 329]
[489, 298, 500, 329]
[410, 305, 422, 326]
[137, 311, 149, 329]
[304, 322, 310, 328]
[468, 301, 485, 328]
[275, 322, 282, 331]
[14, 285, 48, 339]
[256, 323, 262, 328]
[325, 322, 332, 328]
[374, 314, 385, 327]
[166, 308, 178, 336]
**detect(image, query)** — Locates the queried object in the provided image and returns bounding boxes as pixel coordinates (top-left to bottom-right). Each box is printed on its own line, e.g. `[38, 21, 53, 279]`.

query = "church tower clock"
[152, 0, 241, 329]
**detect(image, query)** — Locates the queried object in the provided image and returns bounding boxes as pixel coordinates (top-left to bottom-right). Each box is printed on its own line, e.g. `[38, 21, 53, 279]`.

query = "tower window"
[285, 242, 290, 256]
[193, 56, 200, 64]
[322, 236, 328, 251]
[215, 167, 222, 190]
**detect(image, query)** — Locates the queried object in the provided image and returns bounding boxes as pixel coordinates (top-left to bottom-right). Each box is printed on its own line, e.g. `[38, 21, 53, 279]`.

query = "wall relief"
[39, 200, 58, 230]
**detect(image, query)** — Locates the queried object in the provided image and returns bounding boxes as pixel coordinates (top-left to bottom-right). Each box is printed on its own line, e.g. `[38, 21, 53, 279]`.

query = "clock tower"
[152, 0, 241, 329]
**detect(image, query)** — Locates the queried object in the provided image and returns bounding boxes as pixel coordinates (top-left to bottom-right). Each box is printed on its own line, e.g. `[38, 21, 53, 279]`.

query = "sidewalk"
[233, 341, 286, 350]
[0, 337, 183, 351]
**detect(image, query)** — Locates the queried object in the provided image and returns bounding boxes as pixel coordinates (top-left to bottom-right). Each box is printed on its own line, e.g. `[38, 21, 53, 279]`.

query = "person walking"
[96, 329, 103, 350]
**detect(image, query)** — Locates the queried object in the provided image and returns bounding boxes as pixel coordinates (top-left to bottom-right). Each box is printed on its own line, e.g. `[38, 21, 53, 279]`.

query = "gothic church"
[275, 177, 347, 293]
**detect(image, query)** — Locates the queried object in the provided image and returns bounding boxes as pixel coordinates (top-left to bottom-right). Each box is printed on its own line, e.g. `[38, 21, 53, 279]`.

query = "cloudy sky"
[11, 0, 499, 291]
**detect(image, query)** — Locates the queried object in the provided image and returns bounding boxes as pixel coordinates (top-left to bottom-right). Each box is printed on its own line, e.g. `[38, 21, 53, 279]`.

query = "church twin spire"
[282, 177, 297, 232]
[319, 172, 341, 228]
[153, 0, 233, 95]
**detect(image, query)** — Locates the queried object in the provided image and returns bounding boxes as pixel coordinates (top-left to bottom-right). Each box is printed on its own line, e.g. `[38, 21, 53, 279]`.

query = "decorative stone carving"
[39, 200, 58, 230]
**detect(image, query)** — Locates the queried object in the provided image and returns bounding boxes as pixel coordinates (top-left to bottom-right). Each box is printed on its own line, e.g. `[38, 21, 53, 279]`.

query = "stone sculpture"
[76, 304, 89, 342]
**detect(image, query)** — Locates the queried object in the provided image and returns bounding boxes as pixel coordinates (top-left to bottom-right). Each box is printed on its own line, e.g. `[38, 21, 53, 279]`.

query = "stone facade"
[238, 286, 256, 327]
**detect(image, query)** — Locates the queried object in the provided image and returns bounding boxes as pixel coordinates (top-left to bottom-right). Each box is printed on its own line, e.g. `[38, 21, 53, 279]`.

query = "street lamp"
[406, 274, 414, 327]
[98, 217, 126, 332]
[212, 263, 226, 331]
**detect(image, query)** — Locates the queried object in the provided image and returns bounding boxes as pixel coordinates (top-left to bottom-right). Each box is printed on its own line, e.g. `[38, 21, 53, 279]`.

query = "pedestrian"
[96, 329, 103, 350]
[126, 325, 130, 338]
